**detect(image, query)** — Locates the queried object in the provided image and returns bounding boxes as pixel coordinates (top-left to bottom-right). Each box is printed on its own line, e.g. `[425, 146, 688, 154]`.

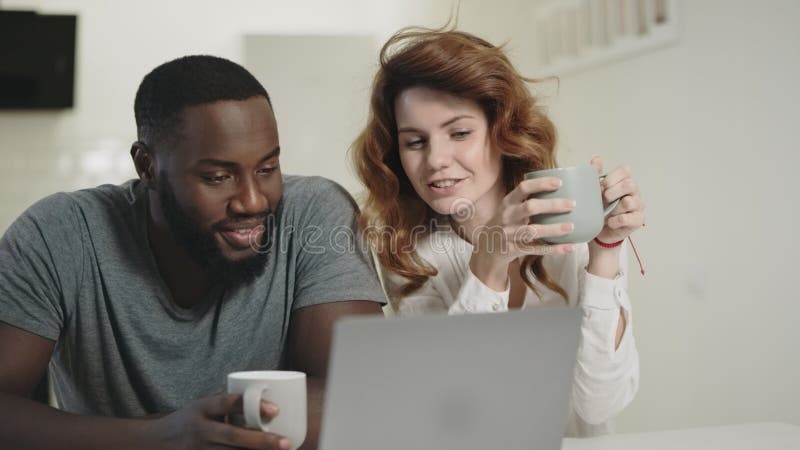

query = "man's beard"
[157, 179, 276, 287]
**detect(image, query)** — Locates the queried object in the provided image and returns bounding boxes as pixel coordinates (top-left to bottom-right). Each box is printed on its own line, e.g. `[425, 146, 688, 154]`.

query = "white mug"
[525, 164, 620, 244]
[227, 370, 307, 450]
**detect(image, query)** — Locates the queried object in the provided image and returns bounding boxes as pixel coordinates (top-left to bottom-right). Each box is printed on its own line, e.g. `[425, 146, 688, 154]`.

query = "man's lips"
[216, 222, 266, 250]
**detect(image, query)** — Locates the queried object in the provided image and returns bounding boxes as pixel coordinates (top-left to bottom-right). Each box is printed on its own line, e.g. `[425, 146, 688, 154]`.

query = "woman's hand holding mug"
[464, 177, 576, 291]
[590, 156, 646, 246]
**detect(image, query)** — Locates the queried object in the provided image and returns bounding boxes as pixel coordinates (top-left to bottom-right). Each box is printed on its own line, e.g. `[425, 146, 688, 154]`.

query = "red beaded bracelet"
[593, 237, 623, 248]
[593, 236, 646, 275]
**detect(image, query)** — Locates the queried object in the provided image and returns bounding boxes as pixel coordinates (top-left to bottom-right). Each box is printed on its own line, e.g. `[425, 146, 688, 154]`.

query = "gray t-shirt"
[0, 175, 385, 417]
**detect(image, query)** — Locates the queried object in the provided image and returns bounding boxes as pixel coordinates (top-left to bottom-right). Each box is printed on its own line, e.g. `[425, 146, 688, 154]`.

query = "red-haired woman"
[351, 28, 645, 436]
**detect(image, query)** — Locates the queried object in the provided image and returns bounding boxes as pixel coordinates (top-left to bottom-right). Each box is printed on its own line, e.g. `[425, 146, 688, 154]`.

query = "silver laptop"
[319, 308, 582, 450]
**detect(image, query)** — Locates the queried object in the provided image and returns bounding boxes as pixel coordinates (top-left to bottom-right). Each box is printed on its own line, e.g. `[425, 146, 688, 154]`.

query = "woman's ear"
[130, 141, 156, 188]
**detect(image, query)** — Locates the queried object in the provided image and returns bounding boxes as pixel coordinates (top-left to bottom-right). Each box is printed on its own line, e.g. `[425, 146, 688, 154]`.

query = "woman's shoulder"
[420, 226, 477, 278]
[382, 227, 472, 291]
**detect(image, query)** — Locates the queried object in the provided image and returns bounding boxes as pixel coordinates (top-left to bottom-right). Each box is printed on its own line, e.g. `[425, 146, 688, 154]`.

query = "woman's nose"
[425, 139, 454, 170]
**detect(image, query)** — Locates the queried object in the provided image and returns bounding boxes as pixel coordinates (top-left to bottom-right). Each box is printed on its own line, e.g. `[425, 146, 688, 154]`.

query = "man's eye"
[203, 174, 230, 184]
[258, 166, 277, 175]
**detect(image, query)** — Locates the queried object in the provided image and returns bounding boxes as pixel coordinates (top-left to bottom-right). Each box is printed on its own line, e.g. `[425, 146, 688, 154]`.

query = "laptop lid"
[319, 308, 582, 450]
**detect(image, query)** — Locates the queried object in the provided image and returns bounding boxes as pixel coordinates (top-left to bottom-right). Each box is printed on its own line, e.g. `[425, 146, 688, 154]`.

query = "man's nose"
[229, 176, 269, 215]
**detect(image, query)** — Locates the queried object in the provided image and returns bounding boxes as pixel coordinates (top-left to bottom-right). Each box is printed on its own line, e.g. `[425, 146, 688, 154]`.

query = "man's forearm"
[299, 376, 325, 450]
[0, 393, 159, 450]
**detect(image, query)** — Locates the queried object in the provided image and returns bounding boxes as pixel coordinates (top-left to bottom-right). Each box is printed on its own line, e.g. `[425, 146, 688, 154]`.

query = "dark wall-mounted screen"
[0, 11, 77, 109]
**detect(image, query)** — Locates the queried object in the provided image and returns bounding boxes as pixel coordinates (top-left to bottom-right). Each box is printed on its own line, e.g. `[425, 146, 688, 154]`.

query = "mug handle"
[244, 384, 271, 432]
[599, 174, 621, 217]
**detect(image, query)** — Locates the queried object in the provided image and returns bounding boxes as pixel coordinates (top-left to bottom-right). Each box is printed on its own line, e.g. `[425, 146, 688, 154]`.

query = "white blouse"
[381, 227, 640, 437]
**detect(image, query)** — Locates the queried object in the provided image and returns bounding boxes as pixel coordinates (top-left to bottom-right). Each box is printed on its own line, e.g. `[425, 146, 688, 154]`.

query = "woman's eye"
[452, 130, 471, 140]
[404, 139, 425, 149]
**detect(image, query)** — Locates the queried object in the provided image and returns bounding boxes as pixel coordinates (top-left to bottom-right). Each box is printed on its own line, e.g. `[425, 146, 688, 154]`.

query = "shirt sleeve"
[292, 178, 386, 310]
[0, 193, 85, 340]
[570, 244, 640, 428]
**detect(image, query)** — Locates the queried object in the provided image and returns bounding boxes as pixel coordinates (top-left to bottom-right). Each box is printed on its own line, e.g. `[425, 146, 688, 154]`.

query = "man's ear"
[130, 141, 157, 188]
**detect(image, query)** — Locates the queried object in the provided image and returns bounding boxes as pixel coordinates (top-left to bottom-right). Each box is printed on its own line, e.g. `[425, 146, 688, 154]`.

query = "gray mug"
[524, 164, 619, 244]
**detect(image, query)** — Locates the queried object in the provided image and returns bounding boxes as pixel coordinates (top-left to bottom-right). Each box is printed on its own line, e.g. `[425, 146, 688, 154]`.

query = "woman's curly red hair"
[351, 27, 568, 304]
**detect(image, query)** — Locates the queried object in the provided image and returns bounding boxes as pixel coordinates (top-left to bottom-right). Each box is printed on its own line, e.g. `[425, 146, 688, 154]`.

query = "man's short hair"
[134, 55, 271, 149]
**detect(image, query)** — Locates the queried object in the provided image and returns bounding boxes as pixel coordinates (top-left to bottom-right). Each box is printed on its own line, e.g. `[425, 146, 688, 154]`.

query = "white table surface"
[562, 422, 799, 450]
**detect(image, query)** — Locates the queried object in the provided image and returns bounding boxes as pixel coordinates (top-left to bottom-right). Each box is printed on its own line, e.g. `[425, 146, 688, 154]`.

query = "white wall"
[0, 0, 454, 230]
[243, 34, 378, 194]
[1, 0, 797, 435]
[514, 0, 800, 432]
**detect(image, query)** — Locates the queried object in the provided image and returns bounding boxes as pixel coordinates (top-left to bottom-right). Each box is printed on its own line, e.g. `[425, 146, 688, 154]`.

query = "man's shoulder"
[5, 191, 80, 240]
[282, 174, 350, 201]
[15, 180, 142, 234]
[281, 175, 358, 215]
[64, 180, 141, 208]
